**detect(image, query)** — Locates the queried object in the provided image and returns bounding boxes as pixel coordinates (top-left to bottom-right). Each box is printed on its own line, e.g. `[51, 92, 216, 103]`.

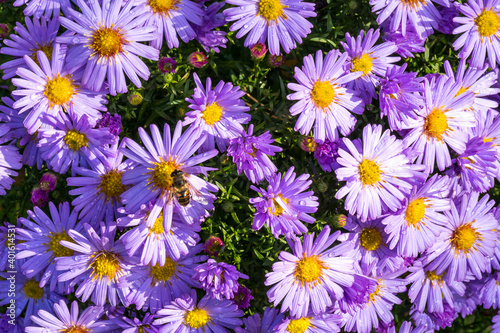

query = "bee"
[170, 169, 208, 206]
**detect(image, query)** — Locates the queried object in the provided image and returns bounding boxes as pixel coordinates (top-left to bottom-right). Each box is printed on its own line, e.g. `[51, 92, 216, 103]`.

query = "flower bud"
[300, 136, 317, 152]
[39, 172, 57, 192]
[189, 51, 208, 68]
[158, 57, 177, 73]
[250, 43, 268, 60]
[204, 236, 225, 257]
[31, 187, 48, 208]
[128, 92, 143, 106]
[269, 54, 285, 67]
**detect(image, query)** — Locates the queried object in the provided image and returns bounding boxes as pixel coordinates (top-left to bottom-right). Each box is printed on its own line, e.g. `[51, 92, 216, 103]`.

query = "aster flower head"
[251, 43, 268, 60]
[0, 15, 59, 80]
[313, 138, 344, 172]
[13, 0, 70, 17]
[382, 28, 426, 58]
[120, 121, 218, 230]
[437, 3, 460, 34]
[233, 285, 254, 309]
[335, 124, 425, 222]
[96, 112, 122, 137]
[227, 124, 282, 183]
[423, 192, 498, 283]
[30, 187, 49, 207]
[189, 51, 208, 68]
[274, 312, 342, 333]
[39, 172, 57, 192]
[204, 235, 225, 256]
[270, 54, 285, 67]
[25, 300, 116, 333]
[55, 222, 134, 306]
[113, 313, 160, 333]
[341, 29, 400, 104]
[453, 0, 500, 69]
[249, 166, 318, 238]
[153, 289, 244, 332]
[0, 125, 22, 195]
[56, 0, 160, 95]
[410, 302, 458, 330]
[478, 272, 500, 309]
[193, 258, 249, 300]
[287, 49, 365, 144]
[401, 75, 475, 173]
[158, 57, 177, 74]
[194, 1, 229, 53]
[224, 0, 316, 55]
[234, 307, 284, 333]
[265, 226, 359, 318]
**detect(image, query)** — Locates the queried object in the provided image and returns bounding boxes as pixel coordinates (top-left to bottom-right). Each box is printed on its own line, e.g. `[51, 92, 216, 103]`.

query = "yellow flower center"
[64, 326, 89, 333]
[23, 280, 44, 300]
[202, 103, 223, 125]
[286, 317, 312, 333]
[311, 80, 335, 109]
[31, 43, 53, 65]
[90, 26, 126, 59]
[424, 107, 449, 141]
[148, 0, 179, 15]
[184, 308, 211, 329]
[426, 270, 445, 287]
[48, 232, 74, 257]
[44, 74, 75, 107]
[150, 213, 165, 235]
[475, 9, 500, 37]
[405, 198, 426, 226]
[99, 169, 126, 200]
[294, 255, 325, 285]
[360, 228, 383, 251]
[259, 0, 287, 21]
[455, 86, 470, 97]
[484, 137, 494, 143]
[269, 194, 288, 216]
[149, 157, 178, 191]
[358, 158, 381, 186]
[369, 282, 382, 302]
[64, 130, 88, 151]
[452, 223, 478, 252]
[351, 53, 373, 76]
[150, 258, 177, 282]
[402, 0, 426, 9]
[90, 252, 122, 282]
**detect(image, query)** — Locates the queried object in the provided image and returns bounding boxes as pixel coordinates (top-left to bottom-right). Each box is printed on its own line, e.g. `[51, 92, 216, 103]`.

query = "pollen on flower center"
[475, 9, 500, 38]
[23, 280, 44, 299]
[358, 158, 382, 186]
[99, 169, 126, 200]
[351, 53, 373, 76]
[149, 157, 178, 191]
[405, 198, 426, 226]
[90, 26, 126, 59]
[64, 326, 90, 333]
[150, 258, 177, 282]
[148, 0, 179, 15]
[202, 103, 223, 125]
[369, 283, 382, 302]
[286, 317, 312, 333]
[452, 223, 478, 252]
[259, 0, 287, 21]
[184, 308, 211, 329]
[294, 255, 325, 284]
[424, 107, 449, 141]
[360, 228, 383, 251]
[90, 252, 122, 281]
[426, 270, 445, 287]
[311, 80, 335, 109]
[150, 213, 165, 235]
[455, 86, 470, 97]
[64, 130, 89, 151]
[31, 43, 54, 65]
[269, 194, 288, 216]
[401, 0, 426, 9]
[48, 232, 74, 257]
[44, 74, 75, 107]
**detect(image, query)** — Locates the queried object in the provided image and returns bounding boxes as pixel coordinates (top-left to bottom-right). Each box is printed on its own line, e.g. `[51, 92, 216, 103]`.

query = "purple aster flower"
[410, 302, 458, 330]
[13, 0, 70, 18]
[0, 314, 23, 333]
[135, 0, 203, 50]
[113, 313, 160, 333]
[341, 267, 407, 333]
[274, 312, 342, 333]
[204, 235, 225, 257]
[452, 280, 481, 316]
[340, 215, 405, 274]
[153, 289, 244, 332]
[119, 244, 206, 312]
[381, 23, 426, 58]
[335, 124, 425, 222]
[398, 321, 430, 333]
[479, 272, 500, 309]
[234, 307, 284, 333]
[406, 259, 465, 314]
[453, 0, 500, 69]
[96, 112, 122, 137]
[379, 64, 424, 131]
[30, 187, 49, 207]
[313, 138, 343, 172]
[39, 172, 57, 191]
[193, 258, 249, 300]
[25, 300, 116, 333]
[250, 42, 268, 60]
[158, 57, 177, 74]
[120, 121, 218, 230]
[371, 0, 444, 38]
[12, 44, 108, 134]
[67, 141, 130, 227]
[401, 75, 475, 173]
[437, 3, 460, 34]
[494, 311, 500, 333]
[55, 222, 135, 306]
[250, 166, 318, 238]
[194, 1, 228, 53]
[184, 73, 251, 152]
[265, 226, 358, 318]
[37, 113, 116, 175]
[0, 16, 59, 80]
[189, 51, 208, 68]
[0, 125, 22, 195]
[56, 0, 160, 95]
[0, 273, 65, 327]
[233, 285, 253, 309]
[224, 0, 316, 55]
[118, 200, 201, 263]
[341, 29, 400, 104]
[287, 49, 365, 144]
[227, 124, 282, 183]
[382, 174, 451, 257]
[423, 192, 498, 282]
